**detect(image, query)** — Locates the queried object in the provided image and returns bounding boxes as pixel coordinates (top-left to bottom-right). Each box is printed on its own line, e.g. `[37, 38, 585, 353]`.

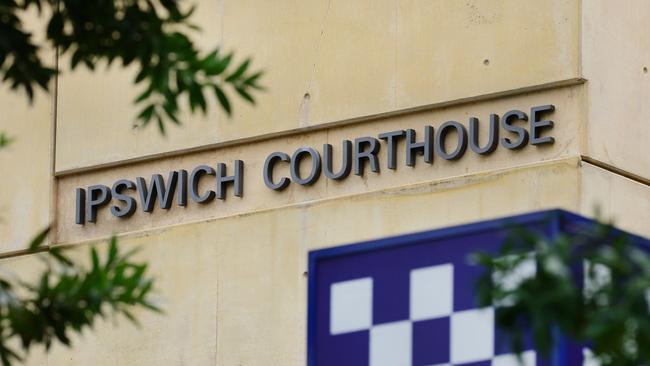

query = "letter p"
[86, 185, 112, 223]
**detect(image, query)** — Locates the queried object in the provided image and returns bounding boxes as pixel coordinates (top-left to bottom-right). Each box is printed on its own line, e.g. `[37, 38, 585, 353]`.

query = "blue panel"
[306, 209, 650, 366]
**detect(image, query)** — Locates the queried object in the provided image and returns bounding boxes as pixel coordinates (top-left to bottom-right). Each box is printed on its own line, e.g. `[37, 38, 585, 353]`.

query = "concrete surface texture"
[0, 1, 648, 365]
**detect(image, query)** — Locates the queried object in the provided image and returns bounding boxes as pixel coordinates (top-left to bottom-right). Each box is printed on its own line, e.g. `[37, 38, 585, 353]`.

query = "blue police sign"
[307, 210, 649, 366]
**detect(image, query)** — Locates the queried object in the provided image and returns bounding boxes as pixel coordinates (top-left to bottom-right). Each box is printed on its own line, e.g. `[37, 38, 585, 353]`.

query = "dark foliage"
[0, 0, 263, 133]
[474, 220, 650, 366]
[0, 229, 159, 366]
[0, 132, 13, 149]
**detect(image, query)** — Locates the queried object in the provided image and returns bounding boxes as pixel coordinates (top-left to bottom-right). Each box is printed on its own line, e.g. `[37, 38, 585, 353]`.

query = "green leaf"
[82, 58, 95, 70]
[201, 49, 220, 74]
[156, 113, 165, 135]
[121, 309, 140, 326]
[0, 343, 21, 366]
[28, 226, 51, 251]
[226, 59, 250, 82]
[91, 247, 100, 270]
[235, 86, 254, 104]
[188, 83, 206, 114]
[214, 52, 233, 76]
[140, 300, 162, 313]
[23, 83, 34, 102]
[134, 67, 149, 83]
[136, 104, 156, 125]
[162, 101, 181, 125]
[134, 86, 154, 103]
[0, 132, 15, 149]
[212, 85, 231, 116]
[244, 71, 264, 89]
[106, 236, 119, 269]
[70, 49, 84, 69]
[49, 248, 74, 266]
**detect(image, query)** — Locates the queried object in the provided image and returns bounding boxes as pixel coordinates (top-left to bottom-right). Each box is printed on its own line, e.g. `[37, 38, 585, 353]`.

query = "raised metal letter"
[435, 121, 468, 160]
[189, 165, 216, 203]
[216, 160, 244, 199]
[86, 185, 111, 223]
[469, 115, 499, 155]
[111, 179, 137, 218]
[177, 169, 188, 206]
[354, 137, 381, 176]
[323, 140, 352, 180]
[75, 188, 86, 225]
[263, 152, 291, 191]
[378, 130, 405, 170]
[501, 110, 529, 149]
[290, 147, 321, 185]
[136, 171, 178, 212]
[530, 105, 555, 145]
[405, 126, 434, 166]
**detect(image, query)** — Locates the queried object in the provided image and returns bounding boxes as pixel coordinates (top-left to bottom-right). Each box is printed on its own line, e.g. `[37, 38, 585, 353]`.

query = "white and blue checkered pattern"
[329, 261, 593, 366]
[307, 212, 631, 366]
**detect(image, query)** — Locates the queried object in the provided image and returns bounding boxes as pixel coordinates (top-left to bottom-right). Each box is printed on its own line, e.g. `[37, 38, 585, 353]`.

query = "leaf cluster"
[1, 0, 263, 132]
[474, 221, 650, 366]
[0, 228, 159, 366]
[0, 0, 56, 100]
[0, 132, 13, 149]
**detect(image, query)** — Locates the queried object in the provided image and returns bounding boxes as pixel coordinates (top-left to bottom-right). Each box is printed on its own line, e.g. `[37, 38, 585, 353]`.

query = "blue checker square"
[457, 361, 492, 366]
[412, 317, 450, 365]
[307, 210, 650, 366]
[318, 330, 369, 366]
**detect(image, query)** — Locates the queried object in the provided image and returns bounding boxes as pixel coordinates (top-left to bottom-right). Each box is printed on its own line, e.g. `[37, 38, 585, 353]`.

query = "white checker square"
[492, 350, 536, 366]
[330, 277, 373, 335]
[451, 307, 495, 364]
[410, 264, 454, 321]
[369, 321, 412, 366]
[583, 348, 601, 366]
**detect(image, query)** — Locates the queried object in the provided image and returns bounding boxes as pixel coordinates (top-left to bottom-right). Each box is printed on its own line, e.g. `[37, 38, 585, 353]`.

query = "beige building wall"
[0, 1, 648, 365]
[0, 8, 54, 254]
[582, 0, 650, 180]
[54, 0, 581, 172]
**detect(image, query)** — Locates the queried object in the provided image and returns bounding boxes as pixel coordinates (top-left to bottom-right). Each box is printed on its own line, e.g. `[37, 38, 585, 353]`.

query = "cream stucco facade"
[0, 1, 649, 365]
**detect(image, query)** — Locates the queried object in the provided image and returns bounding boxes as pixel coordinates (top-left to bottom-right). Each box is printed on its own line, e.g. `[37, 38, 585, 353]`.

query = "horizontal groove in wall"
[580, 156, 650, 187]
